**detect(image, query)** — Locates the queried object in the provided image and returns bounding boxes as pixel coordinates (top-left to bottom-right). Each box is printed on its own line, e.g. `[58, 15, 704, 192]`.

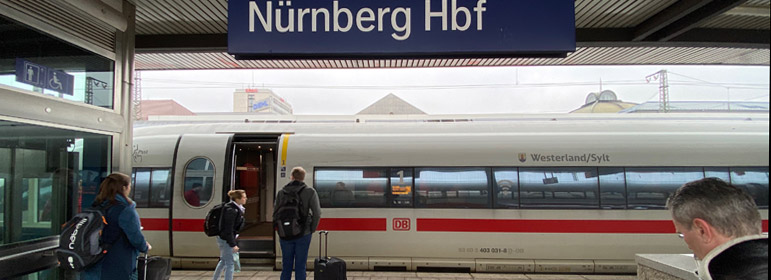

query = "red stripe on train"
[419, 219, 765, 233]
[417, 219, 677, 233]
[318, 218, 387, 231]
[140, 218, 768, 233]
[140, 218, 387, 232]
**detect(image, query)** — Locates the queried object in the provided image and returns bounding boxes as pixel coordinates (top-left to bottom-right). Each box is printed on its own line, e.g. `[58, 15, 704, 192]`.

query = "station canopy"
[134, 0, 770, 70]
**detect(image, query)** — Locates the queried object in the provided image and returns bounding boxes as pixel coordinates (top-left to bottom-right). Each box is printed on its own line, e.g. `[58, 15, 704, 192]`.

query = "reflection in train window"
[184, 158, 215, 207]
[131, 169, 151, 208]
[389, 168, 414, 207]
[730, 167, 769, 208]
[493, 169, 519, 209]
[626, 167, 703, 209]
[415, 168, 490, 208]
[599, 168, 626, 209]
[131, 168, 172, 208]
[705, 167, 730, 182]
[519, 168, 599, 209]
[314, 168, 388, 208]
[150, 169, 171, 207]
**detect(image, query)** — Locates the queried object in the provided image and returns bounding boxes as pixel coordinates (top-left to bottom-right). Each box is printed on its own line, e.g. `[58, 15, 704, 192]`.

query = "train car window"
[131, 169, 151, 208]
[389, 168, 414, 207]
[625, 167, 704, 209]
[492, 169, 519, 209]
[730, 167, 769, 208]
[150, 169, 172, 207]
[519, 167, 599, 209]
[183, 158, 215, 207]
[415, 167, 490, 209]
[314, 168, 388, 208]
[599, 168, 626, 209]
[704, 168, 731, 182]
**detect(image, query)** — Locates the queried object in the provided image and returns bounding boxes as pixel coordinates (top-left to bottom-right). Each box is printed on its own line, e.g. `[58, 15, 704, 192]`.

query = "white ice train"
[131, 114, 769, 274]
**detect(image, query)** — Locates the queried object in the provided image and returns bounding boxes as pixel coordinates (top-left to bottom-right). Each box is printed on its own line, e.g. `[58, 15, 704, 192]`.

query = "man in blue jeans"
[274, 167, 322, 280]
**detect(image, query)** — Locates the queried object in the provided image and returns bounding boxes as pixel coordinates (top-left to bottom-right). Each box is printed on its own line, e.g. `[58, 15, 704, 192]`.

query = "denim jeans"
[279, 233, 313, 280]
[212, 237, 235, 280]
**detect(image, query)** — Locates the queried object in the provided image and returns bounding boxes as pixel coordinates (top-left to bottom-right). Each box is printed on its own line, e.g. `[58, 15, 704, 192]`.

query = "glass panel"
[314, 168, 388, 208]
[0, 120, 111, 246]
[626, 167, 704, 209]
[519, 167, 599, 209]
[0, 177, 4, 244]
[150, 169, 171, 208]
[705, 167, 730, 182]
[131, 169, 150, 208]
[415, 167, 490, 209]
[184, 158, 215, 207]
[389, 168, 413, 207]
[0, 15, 115, 108]
[730, 167, 769, 208]
[599, 168, 626, 209]
[493, 168, 519, 209]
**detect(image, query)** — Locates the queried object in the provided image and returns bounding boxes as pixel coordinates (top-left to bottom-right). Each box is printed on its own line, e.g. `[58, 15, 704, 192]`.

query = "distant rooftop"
[620, 101, 770, 113]
[357, 93, 427, 115]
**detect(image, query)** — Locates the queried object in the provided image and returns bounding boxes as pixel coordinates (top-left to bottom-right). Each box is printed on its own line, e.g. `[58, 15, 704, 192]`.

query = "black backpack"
[56, 204, 117, 271]
[273, 186, 307, 240]
[204, 202, 228, 237]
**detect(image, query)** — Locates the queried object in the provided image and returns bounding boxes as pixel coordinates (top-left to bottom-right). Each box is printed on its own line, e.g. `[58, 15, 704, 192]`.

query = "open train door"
[171, 134, 233, 257]
[230, 135, 280, 261]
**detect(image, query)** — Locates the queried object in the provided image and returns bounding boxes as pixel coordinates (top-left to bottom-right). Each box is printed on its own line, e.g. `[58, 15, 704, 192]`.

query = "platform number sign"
[393, 218, 410, 231]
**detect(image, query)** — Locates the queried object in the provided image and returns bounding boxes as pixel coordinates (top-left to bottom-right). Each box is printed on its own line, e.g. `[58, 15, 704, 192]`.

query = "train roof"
[133, 113, 770, 137]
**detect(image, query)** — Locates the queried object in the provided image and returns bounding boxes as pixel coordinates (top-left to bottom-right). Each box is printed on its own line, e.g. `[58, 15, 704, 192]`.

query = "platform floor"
[172, 270, 638, 280]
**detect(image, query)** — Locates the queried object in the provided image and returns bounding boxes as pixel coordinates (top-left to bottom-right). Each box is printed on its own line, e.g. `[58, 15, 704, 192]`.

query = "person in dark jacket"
[667, 178, 768, 280]
[81, 172, 151, 280]
[212, 189, 247, 280]
[274, 167, 321, 280]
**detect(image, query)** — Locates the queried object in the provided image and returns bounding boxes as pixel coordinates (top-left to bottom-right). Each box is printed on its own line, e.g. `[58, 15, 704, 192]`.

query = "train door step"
[238, 239, 274, 258]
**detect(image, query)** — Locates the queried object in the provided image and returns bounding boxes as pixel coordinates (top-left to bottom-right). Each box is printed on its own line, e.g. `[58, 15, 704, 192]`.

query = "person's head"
[290, 167, 306, 182]
[336, 181, 346, 190]
[666, 178, 761, 259]
[95, 172, 133, 204]
[192, 183, 203, 192]
[228, 189, 247, 205]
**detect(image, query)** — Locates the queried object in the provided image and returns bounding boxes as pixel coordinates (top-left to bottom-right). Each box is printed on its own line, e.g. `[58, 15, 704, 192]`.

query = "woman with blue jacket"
[82, 172, 151, 280]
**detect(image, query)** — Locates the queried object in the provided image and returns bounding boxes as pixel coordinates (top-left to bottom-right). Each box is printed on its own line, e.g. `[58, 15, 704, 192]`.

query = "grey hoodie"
[274, 180, 322, 236]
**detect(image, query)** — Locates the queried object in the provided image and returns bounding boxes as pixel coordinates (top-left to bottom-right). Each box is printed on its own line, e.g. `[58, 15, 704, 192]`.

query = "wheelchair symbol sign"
[15, 58, 74, 95]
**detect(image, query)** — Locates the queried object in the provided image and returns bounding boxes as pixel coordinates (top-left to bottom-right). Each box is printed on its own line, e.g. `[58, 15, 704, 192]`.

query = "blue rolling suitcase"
[314, 231, 347, 280]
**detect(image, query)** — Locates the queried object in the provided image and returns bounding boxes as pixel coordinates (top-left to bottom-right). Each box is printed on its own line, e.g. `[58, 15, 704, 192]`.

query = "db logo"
[393, 218, 410, 231]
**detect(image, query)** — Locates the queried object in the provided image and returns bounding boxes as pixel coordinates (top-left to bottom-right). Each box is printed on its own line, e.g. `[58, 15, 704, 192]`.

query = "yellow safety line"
[281, 134, 289, 166]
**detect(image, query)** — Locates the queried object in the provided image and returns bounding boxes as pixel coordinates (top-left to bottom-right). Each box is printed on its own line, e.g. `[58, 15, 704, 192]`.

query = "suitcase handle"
[318, 230, 329, 259]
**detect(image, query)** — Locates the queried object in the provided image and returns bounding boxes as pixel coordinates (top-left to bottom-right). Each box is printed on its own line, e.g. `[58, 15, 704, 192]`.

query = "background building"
[233, 88, 293, 115]
[357, 93, 426, 115]
[571, 90, 638, 113]
[138, 100, 195, 120]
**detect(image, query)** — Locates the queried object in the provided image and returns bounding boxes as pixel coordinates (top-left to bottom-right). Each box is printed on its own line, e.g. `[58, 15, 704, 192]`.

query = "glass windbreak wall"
[0, 120, 111, 246]
[0, 15, 115, 108]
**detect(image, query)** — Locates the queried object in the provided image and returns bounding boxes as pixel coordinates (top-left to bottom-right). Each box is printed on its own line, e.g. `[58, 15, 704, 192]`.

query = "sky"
[139, 65, 770, 115]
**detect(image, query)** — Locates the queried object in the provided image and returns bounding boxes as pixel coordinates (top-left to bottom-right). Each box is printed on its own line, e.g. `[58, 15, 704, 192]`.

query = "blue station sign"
[15, 58, 74, 95]
[228, 0, 576, 59]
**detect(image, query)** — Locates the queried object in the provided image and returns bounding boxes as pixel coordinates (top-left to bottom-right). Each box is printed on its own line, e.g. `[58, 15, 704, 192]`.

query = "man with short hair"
[667, 178, 768, 280]
[274, 167, 321, 280]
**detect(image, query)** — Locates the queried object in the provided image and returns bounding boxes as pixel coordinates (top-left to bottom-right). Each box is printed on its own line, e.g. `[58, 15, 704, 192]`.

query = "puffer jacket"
[218, 201, 245, 247]
[698, 235, 768, 280]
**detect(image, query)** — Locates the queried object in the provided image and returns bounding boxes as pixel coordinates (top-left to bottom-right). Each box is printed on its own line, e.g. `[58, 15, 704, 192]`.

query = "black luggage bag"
[137, 253, 171, 280]
[314, 231, 347, 280]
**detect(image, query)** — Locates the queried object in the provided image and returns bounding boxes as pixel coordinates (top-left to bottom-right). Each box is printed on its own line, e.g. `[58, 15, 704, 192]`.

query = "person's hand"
[146, 241, 152, 251]
[232, 246, 239, 253]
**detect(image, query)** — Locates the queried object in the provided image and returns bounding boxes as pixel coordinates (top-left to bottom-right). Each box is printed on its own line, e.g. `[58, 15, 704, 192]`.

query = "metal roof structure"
[133, 0, 771, 69]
